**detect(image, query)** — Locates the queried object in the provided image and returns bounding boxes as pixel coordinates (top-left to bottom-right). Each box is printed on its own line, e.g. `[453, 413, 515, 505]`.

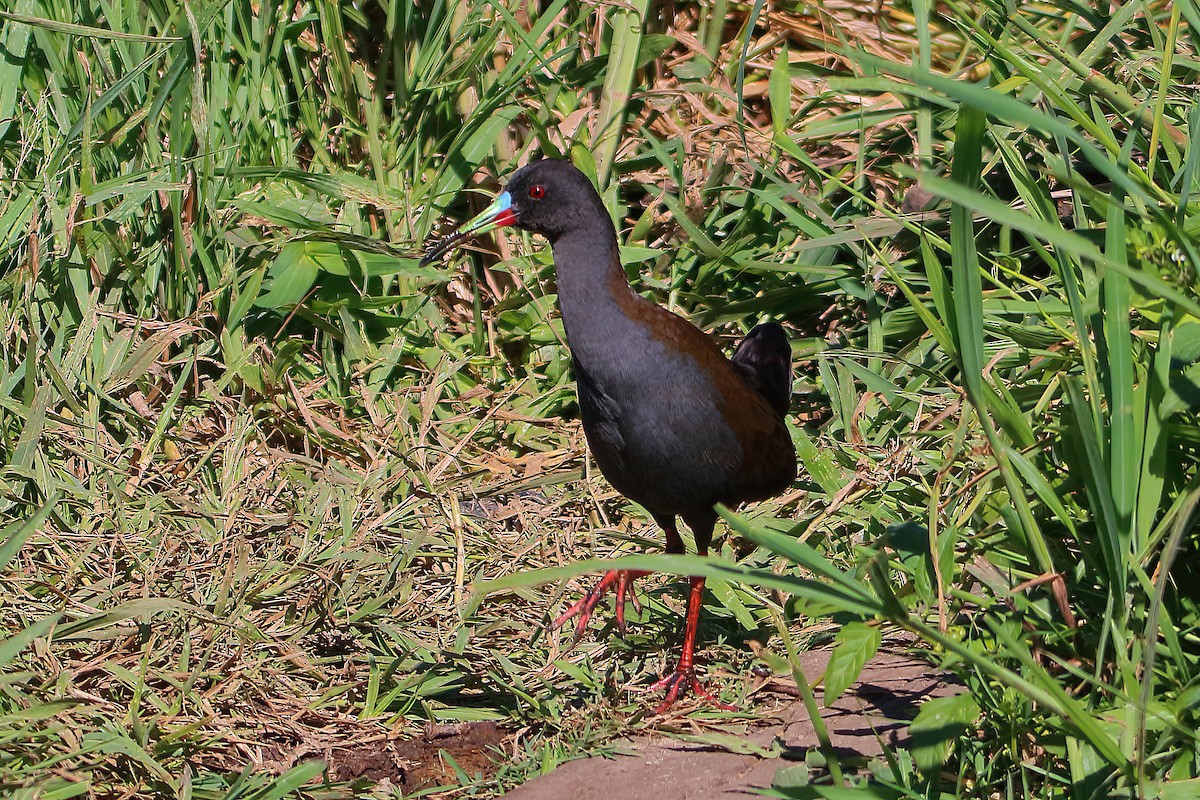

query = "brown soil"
[245, 717, 507, 793]
[326, 721, 507, 789]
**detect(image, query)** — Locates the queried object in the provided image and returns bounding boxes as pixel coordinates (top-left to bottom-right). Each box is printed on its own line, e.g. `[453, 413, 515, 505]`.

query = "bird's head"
[420, 159, 605, 264]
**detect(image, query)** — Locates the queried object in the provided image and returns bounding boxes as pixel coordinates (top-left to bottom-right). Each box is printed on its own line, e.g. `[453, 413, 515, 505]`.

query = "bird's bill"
[419, 191, 517, 265]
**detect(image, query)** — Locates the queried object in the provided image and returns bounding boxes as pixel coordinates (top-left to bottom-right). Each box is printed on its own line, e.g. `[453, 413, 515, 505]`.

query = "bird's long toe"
[613, 570, 644, 634]
[650, 665, 737, 715]
[551, 569, 647, 643]
[552, 585, 607, 644]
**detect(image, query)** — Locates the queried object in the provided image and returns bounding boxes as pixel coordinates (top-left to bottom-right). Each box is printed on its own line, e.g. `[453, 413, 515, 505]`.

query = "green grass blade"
[1103, 174, 1136, 558]
[591, 0, 648, 186]
[0, 493, 58, 572]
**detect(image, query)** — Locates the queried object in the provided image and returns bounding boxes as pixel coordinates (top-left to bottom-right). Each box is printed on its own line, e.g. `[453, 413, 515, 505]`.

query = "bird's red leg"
[552, 569, 650, 643]
[650, 574, 736, 714]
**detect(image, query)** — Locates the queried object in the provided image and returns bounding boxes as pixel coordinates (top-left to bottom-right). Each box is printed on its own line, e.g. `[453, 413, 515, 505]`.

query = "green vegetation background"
[2, 0, 1199, 797]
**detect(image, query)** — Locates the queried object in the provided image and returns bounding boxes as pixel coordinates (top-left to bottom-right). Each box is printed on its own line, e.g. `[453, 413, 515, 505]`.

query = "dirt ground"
[237, 649, 954, 796]
[242, 716, 508, 794]
[323, 720, 506, 790]
[502, 650, 958, 799]
[318, 649, 957, 797]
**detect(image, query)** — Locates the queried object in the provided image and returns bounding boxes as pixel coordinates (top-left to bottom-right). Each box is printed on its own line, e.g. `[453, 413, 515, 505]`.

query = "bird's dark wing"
[639, 310, 796, 507]
[731, 323, 793, 417]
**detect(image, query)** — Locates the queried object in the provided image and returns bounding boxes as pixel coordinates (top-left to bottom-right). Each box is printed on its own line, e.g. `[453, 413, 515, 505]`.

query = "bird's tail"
[731, 323, 792, 417]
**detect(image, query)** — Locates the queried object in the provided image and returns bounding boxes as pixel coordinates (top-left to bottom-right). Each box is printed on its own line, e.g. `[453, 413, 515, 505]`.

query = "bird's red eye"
[528, 184, 546, 199]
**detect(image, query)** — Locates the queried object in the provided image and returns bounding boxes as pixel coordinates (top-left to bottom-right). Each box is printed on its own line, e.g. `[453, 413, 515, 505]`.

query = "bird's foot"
[650, 664, 736, 715]
[552, 569, 646, 643]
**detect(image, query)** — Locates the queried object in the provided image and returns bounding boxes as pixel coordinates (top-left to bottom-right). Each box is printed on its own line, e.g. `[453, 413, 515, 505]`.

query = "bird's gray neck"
[550, 226, 643, 370]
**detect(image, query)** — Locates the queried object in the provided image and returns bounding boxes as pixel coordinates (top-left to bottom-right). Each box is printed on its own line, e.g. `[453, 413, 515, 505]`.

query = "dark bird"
[421, 159, 796, 711]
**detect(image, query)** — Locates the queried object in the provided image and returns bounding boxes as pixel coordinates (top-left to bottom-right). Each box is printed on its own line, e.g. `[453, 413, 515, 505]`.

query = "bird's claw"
[650, 664, 737, 715]
[552, 569, 646, 643]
